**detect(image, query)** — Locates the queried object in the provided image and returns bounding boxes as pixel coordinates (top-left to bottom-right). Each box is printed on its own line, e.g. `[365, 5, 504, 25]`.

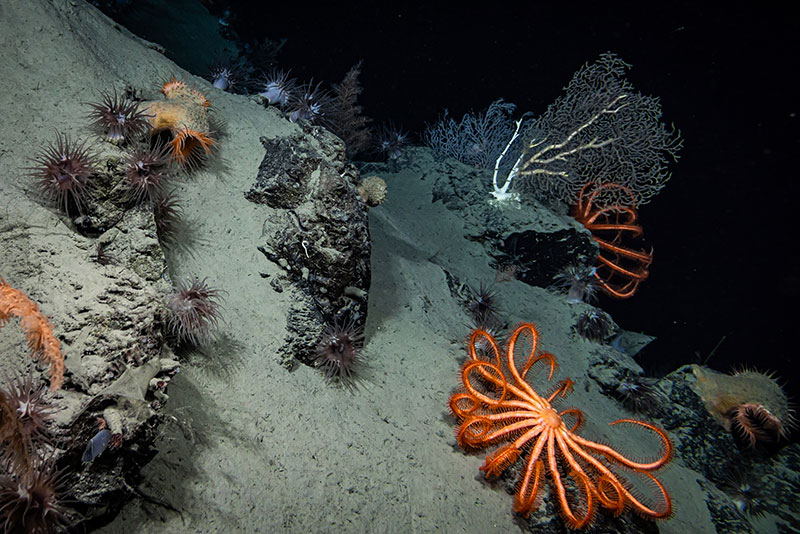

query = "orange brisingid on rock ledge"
[449, 323, 673, 529]
[0, 278, 64, 390]
[142, 79, 214, 167]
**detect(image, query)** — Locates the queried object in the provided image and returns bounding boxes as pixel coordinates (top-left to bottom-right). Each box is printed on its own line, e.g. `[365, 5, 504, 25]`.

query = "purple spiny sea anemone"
[288, 81, 333, 124]
[258, 69, 296, 107]
[0, 456, 68, 534]
[614, 375, 666, 415]
[466, 282, 501, 326]
[152, 191, 184, 247]
[721, 465, 767, 518]
[208, 57, 252, 93]
[314, 318, 364, 384]
[87, 90, 149, 143]
[125, 143, 172, 204]
[374, 123, 409, 160]
[1, 373, 53, 449]
[166, 278, 223, 346]
[574, 309, 616, 342]
[552, 264, 600, 304]
[30, 133, 97, 216]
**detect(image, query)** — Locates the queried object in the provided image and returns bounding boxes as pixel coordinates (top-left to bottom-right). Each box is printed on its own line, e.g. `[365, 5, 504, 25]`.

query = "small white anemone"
[258, 69, 295, 107]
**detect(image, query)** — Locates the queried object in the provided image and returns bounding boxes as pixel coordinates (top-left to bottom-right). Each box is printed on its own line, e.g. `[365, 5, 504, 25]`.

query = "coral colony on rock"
[142, 79, 216, 168]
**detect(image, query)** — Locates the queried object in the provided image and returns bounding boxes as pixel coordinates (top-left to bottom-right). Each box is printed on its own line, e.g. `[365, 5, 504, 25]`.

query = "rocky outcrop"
[247, 125, 371, 368]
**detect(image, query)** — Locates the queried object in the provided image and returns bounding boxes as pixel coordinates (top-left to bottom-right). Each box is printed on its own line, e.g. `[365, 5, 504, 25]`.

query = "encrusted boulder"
[247, 127, 371, 367]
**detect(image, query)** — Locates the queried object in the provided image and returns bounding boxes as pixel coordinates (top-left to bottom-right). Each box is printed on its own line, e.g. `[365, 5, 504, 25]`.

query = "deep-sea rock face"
[247, 127, 370, 368]
[425, 153, 597, 289]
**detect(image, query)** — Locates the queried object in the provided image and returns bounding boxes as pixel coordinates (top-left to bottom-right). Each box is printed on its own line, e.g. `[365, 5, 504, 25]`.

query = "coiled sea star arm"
[569, 419, 673, 470]
[561, 431, 672, 518]
[512, 432, 549, 515]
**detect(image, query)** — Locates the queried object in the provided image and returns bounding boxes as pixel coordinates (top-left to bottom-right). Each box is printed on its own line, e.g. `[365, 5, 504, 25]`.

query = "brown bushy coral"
[328, 62, 373, 157]
[0, 278, 64, 391]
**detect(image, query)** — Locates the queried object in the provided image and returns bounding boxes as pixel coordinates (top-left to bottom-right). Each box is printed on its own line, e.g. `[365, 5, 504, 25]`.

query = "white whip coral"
[492, 52, 682, 205]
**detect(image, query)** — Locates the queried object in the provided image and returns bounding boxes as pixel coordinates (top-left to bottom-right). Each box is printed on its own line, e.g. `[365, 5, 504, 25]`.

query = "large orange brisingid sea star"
[449, 323, 673, 529]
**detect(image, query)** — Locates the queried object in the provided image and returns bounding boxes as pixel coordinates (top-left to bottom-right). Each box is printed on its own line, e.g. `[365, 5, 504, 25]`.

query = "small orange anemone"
[170, 128, 215, 167]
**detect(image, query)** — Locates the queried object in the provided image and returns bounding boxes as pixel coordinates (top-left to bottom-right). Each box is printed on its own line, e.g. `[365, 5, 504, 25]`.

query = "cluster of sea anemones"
[256, 70, 335, 126]
[30, 81, 210, 252]
[691, 365, 796, 449]
[0, 374, 68, 533]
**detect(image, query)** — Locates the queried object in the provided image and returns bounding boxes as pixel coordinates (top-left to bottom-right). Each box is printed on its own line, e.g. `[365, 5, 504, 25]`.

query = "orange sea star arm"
[549, 431, 595, 529]
[512, 431, 549, 515]
[569, 419, 673, 470]
[0, 278, 64, 390]
[505, 323, 550, 404]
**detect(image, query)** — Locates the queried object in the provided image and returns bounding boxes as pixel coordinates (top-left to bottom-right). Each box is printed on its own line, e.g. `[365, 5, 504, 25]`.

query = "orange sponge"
[690, 364, 794, 446]
[143, 79, 214, 167]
